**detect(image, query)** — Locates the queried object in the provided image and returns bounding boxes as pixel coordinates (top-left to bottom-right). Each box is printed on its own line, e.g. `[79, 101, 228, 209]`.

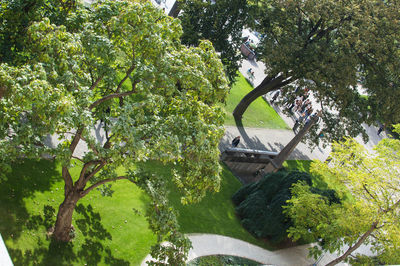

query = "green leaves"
[252, 0, 400, 146]
[179, 0, 250, 83]
[286, 135, 400, 263]
[1, 0, 229, 259]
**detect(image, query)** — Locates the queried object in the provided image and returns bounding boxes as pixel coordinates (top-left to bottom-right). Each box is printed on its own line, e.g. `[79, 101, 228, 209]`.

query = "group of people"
[270, 87, 316, 133]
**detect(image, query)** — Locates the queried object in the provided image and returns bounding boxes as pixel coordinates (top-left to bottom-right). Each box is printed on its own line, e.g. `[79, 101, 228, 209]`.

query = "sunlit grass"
[223, 73, 289, 129]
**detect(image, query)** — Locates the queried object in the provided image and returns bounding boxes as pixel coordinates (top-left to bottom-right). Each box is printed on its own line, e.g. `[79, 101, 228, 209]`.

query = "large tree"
[285, 129, 400, 265]
[233, 0, 400, 146]
[0, 0, 229, 261]
[178, 0, 249, 83]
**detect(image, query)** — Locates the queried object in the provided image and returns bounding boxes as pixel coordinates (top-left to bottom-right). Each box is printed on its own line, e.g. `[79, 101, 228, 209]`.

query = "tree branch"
[84, 161, 107, 182]
[62, 167, 74, 196]
[72, 156, 84, 162]
[115, 63, 135, 93]
[80, 176, 132, 197]
[362, 184, 378, 202]
[325, 221, 379, 266]
[103, 134, 113, 149]
[89, 75, 104, 91]
[89, 90, 136, 110]
[306, 17, 323, 42]
[69, 127, 84, 156]
[78, 160, 102, 182]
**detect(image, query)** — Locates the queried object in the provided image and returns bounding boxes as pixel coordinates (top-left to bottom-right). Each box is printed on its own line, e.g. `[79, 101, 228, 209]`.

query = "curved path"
[140, 233, 350, 266]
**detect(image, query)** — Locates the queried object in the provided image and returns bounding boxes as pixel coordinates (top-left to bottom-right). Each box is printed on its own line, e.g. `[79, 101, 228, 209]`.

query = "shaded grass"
[2, 160, 155, 266]
[2, 159, 274, 265]
[223, 73, 289, 129]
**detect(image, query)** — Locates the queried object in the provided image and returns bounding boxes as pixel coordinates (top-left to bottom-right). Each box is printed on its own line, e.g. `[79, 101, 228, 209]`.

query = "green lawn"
[283, 160, 350, 195]
[1, 159, 155, 265]
[223, 73, 289, 129]
[143, 161, 274, 250]
[1, 160, 272, 265]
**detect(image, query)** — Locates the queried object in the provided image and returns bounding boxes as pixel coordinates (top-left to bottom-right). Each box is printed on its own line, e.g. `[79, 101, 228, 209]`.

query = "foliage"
[223, 73, 288, 129]
[0, 0, 228, 262]
[187, 255, 261, 266]
[285, 131, 400, 265]
[236, 0, 400, 147]
[232, 170, 337, 243]
[179, 0, 249, 83]
[0, 0, 78, 64]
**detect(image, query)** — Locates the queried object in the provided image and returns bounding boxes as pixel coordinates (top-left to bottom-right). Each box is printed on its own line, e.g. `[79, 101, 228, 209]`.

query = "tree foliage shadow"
[0, 159, 59, 241]
[9, 203, 129, 266]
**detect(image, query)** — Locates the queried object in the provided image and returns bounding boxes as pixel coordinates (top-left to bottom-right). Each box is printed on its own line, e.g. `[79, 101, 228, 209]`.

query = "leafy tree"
[232, 170, 337, 243]
[178, 0, 249, 83]
[0, 0, 77, 64]
[0, 0, 229, 262]
[285, 129, 400, 265]
[233, 0, 400, 147]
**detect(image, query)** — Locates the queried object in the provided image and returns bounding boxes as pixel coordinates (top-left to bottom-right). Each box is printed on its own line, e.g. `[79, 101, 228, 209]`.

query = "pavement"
[141, 234, 381, 266]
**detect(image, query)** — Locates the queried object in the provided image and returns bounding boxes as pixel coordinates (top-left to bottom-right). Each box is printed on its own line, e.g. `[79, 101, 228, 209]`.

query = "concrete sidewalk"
[141, 234, 353, 266]
[220, 125, 330, 162]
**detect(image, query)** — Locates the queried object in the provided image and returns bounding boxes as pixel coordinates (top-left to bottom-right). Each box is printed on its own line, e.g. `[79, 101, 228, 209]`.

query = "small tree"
[285, 128, 400, 265]
[0, 0, 229, 262]
[232, 170, 337, 243]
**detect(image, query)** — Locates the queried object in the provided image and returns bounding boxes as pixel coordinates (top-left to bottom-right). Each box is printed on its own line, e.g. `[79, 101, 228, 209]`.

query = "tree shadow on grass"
[0, 159, 59, 241]
[9, 203, 129, 266]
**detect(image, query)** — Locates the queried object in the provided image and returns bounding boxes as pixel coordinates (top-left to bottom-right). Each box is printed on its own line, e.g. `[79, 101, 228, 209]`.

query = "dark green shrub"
[232, 170, 338, 243]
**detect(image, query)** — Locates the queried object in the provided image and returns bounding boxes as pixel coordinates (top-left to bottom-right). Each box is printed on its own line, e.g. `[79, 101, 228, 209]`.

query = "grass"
[142, 161, 274, 250]
[282, 160, 312, 173]
[2, 159, 155, 266]
[1, 159, 273, 266]
[283, 160, 332, 190]
[222, 73, 289, 129]
[283, 160, 351, 197]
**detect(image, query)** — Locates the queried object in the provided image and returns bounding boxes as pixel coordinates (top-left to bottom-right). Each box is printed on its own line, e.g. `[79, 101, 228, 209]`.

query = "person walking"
[271, 89, 281, 104]
[231, 136, 241, 147]
[377, 125, 384, 136]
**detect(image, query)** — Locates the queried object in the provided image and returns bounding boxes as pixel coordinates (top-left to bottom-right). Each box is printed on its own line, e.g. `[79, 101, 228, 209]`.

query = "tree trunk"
[232, 75, 286, 119]
[325, 221, 378, 266]
[53, 190, 81, 242]
[263, 111, 321, 174]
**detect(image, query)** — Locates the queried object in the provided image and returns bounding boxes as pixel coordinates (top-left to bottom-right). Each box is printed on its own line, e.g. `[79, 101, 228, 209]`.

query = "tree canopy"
[178, 0, 249, 83]
[285, 129, 400, 265]
[234, 0, 400, 147]
[0, 0, 229, 262]
[0, 0, 77, 64]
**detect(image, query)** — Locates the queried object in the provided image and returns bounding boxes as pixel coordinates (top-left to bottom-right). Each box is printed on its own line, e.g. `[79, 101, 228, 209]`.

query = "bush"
[232, 170, 337, 243]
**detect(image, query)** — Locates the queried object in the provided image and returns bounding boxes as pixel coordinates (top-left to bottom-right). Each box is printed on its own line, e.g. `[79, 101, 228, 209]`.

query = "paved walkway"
[141, 234, 356, 266]
[220, 126, 330, 161]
